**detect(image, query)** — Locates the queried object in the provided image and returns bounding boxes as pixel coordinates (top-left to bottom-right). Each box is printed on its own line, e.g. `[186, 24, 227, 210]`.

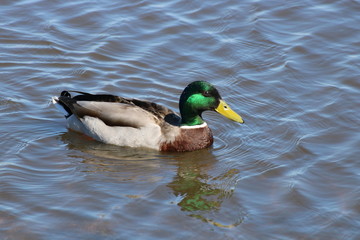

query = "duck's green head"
[179, 81, 244, 126]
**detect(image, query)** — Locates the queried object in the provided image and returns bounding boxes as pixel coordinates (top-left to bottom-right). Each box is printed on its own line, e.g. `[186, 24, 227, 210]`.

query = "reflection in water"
[61, 131, 243, 228]
[168, 151, 244, 228]
[169, 154, 222, 212]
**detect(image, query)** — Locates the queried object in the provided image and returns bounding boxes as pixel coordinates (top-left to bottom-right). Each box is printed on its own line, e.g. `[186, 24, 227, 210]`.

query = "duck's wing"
[55, 91, 179, 128]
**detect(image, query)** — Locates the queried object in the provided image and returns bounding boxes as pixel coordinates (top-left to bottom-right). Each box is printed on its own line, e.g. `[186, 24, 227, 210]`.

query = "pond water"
[1, 0, 360, 239]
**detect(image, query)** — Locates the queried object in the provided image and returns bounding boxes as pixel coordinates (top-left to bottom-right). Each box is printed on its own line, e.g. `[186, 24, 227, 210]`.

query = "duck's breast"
[160, 123, 213, 152]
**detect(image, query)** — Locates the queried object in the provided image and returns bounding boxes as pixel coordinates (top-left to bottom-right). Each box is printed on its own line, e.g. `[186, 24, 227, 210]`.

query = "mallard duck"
[52, 81, 244, 152]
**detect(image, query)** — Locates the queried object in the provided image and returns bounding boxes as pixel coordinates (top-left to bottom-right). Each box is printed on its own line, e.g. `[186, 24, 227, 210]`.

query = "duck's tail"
[51, 91, 73, 118]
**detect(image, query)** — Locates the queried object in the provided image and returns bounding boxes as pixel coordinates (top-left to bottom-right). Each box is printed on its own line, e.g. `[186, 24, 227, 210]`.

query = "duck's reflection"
[166, 151, 244, 228]
[60, 131, 243, 228]
[167, 151, 223, 212]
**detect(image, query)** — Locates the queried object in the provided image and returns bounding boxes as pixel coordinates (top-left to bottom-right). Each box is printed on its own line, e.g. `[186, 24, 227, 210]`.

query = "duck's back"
[52, 91, 181, 150]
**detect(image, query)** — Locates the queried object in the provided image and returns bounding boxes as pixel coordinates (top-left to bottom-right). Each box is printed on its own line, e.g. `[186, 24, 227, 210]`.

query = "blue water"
[1, 0, 360, 239]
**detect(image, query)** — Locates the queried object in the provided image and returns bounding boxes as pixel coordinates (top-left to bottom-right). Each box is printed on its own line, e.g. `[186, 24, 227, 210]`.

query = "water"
[1, 0, 360, 239]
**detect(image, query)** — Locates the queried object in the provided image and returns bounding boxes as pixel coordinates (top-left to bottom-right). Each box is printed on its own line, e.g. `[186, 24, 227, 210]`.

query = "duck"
[52, 81, 244, 152]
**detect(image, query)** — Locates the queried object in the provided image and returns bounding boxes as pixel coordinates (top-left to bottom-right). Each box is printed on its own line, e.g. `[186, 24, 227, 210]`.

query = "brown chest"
[160, 126, 213, 152]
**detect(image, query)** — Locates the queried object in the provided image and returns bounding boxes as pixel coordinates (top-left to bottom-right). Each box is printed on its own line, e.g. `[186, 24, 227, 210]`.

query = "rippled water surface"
[1, 0, 360, 239]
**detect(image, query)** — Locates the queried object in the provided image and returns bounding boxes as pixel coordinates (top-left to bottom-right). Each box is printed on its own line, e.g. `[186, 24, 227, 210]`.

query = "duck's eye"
[202, 91, 211, 97]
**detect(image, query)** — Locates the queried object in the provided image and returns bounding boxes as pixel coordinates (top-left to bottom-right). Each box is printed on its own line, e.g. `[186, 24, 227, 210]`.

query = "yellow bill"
[215, 99, 244, 123]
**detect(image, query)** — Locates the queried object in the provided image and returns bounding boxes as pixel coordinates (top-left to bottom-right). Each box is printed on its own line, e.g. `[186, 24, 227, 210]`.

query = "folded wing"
[57, 92, 170, 128]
